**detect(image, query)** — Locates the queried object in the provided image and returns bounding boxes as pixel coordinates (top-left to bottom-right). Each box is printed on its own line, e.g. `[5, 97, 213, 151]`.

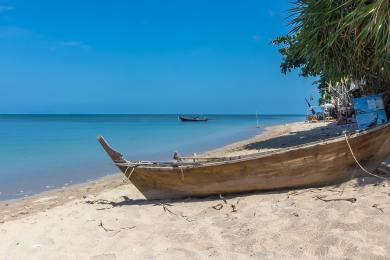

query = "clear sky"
[0, 0, 318, 114]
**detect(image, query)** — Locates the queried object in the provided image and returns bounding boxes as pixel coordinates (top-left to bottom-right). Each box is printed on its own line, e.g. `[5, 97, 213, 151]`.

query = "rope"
[121, 166, 131, 183]
[123, 165, 137, 180]
[128, 167, 136, 179]
[179, 166, 184, 181]
[124, 161, 183, 180]
[344, 133, 388, 180]
[124, 165, 131, 176]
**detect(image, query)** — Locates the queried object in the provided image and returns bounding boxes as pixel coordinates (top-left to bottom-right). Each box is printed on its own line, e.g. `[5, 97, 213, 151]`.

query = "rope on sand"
[344, 133, 388, 180]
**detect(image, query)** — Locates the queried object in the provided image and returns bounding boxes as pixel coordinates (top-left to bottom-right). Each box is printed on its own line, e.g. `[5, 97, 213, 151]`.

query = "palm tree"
[274, 0, 390, 94]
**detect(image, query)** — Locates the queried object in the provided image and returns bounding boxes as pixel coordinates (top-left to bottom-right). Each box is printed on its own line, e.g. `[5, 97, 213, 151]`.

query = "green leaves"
[274, 0, 390, 94]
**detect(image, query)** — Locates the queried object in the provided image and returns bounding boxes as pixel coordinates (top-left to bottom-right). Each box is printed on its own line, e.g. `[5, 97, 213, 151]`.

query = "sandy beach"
[1, 121, 390, 259]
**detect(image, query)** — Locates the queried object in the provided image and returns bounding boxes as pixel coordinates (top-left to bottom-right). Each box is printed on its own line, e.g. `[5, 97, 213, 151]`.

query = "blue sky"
[0, 0, 318, 114]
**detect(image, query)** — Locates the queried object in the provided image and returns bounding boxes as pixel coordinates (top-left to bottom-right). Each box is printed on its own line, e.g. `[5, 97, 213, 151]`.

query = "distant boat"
[178, 115, 208, 122]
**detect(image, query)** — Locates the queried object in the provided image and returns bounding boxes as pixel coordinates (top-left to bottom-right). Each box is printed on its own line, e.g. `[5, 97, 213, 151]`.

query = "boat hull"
[101, 123, 390, 199]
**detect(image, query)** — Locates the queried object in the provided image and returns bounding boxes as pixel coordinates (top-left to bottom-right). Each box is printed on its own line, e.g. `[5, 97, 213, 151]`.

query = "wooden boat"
[178, 115, 208, 122]
[98, 122, 390, 200]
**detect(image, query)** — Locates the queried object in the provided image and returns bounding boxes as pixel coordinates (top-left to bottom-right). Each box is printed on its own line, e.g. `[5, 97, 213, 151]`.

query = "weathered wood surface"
[100, 123, 390, 199]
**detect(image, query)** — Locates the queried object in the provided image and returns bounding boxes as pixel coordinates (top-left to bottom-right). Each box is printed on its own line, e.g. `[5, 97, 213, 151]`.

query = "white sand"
[202, 121, 342, 157]
[1, 122, 390, 259]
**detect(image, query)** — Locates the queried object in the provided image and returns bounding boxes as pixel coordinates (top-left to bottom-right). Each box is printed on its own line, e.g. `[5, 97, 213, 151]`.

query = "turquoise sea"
[0, 114, 304, 200]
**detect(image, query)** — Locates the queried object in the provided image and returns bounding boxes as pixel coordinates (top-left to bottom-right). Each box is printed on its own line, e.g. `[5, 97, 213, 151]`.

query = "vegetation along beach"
[1, 0, 390, 259]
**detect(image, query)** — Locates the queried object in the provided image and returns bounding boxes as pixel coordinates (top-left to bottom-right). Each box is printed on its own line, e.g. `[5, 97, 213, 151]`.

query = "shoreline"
[201, 121, 336, 157]
[0, 115, 272, 202]
[5, 114, 306, 201]
[0, 118, 294, 202]
[0, 174, 125, 223]
[0, 120, 340, 219]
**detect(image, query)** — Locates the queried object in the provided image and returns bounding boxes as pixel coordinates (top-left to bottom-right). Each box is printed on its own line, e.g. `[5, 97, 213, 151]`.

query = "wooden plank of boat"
[178, 115, 208, 122]
[98, 122, 390, 200]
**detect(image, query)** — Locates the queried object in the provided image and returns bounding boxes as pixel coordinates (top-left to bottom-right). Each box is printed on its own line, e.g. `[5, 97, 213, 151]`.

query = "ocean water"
[0, 114, 304, 200]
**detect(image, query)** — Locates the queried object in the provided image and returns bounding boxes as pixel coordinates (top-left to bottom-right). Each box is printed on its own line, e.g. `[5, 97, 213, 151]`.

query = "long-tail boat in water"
[98, 122, 390, 200]
[178, 115, 208, 122]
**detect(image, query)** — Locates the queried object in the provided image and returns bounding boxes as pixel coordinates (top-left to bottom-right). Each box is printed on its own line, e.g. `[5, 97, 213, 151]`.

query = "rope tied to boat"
[124, 165, 137, 180]
[344, 133, 389, 180]
[178, 166, 184, 181]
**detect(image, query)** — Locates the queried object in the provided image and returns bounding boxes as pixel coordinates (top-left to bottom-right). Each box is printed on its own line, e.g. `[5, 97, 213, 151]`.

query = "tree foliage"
[274, 0, 390, 95]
